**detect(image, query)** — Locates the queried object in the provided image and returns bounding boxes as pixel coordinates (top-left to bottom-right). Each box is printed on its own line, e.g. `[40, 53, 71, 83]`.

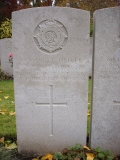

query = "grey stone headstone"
[12, 7, 90, 156]
[89, 37, 93, 77]
[90, 7, 120, 154]
[0, 38, 13, 75]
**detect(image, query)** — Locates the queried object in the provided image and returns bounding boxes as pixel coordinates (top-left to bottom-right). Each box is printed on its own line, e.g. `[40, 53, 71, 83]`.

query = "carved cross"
[35, 85, 67, 136]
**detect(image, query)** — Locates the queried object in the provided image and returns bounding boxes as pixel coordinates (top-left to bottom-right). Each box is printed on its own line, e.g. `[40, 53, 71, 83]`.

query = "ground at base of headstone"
[0, 68, 13, 81]
[0, 141, 119, 160]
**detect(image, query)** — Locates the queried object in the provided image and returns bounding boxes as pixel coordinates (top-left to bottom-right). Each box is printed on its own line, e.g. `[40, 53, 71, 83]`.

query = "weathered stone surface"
[0, 38, 13, 75]
[12, 7, 90, 156]
[90, 7, 120, 154]
[89, 37, 93, 77]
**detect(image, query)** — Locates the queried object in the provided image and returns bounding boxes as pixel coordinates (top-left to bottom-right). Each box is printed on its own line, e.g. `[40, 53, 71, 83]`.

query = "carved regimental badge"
[34, 20, 68, 54]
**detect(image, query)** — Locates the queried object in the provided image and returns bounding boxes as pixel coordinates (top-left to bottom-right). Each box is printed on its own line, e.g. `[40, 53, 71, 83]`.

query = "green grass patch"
[0, 80, 16, 139]
[88, 79, 92, 109]
[87, 79, 92, 137]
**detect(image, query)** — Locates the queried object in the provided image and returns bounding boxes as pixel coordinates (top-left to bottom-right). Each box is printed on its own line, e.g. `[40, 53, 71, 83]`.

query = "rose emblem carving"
[34, 19, 68, 54]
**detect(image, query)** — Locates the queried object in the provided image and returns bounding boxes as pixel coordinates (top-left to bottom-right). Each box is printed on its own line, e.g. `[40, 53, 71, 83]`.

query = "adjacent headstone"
[12, 7, 90, 156]
[90, 7, 120, 154]
[0, 38, 13, 75]
[89, 37, 93, 77]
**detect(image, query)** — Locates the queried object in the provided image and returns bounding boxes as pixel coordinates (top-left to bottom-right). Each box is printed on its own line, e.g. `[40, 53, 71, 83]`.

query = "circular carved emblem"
[115, 48, 120, 68]
[34, 19, 68, 54]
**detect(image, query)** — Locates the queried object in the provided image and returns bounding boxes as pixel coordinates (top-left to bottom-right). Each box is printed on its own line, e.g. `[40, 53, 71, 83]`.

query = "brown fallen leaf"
[9, 111, 16, 116]
[5, 142, 17, 149]
[87, 110, 90, 116]
[86, 153, 95, 160]
[84, 146, 91, 150]
[41, 154, 53, 160]
[0, 111, 5, 115]
[0, 98, 2, 101]
[4, 96, 9, 99]
[0, 137, 4, 144]
[0, 109, 6, 115]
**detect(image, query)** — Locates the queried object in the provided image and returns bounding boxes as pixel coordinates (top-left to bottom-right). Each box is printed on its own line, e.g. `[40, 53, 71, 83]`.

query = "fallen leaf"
[0, 109, 6, 115]
[2, 108, 7, 112]
[5, 142, 17, 149]
[9, 111, 16, 116]
[87, 110, 90, 116]
[86, 153, 95, 160]
[84, 146, 91, 150]
[0, 137, 4, 144]
[4, 96, 9, 99]
[11, 101, 14, 104]
[41, 154, 53, 160]
[0, 98, 2, 101]
[0, 91, 2, 93]
[0, 112, 5, 115]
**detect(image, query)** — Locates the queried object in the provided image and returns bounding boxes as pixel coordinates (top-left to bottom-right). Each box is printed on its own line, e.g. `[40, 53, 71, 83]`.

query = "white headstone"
[89, 37, 93, 77]
[12, 7, 90, 156]
[0, 38, 13, 75]
[90, 7, 120, 154]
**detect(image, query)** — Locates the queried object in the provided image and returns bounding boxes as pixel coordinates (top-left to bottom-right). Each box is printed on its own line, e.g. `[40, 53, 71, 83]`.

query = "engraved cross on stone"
[35, 85, 67, 136]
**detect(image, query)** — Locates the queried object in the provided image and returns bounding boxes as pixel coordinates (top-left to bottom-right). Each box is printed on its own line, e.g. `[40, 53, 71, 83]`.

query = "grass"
[0, 79, 92, 141]
[87, 78, 92, 138]
[0, 80, 16, 140]
[88, 79, 92, 110]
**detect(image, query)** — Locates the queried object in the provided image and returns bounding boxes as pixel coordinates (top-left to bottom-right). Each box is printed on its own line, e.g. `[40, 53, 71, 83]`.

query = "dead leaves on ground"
[9, 111, 16, 115]
[84, 146, 95, 160]
[5, 142, 17, 149]
[87, 110, 90, 116]
[0, 108, 15, 116]
[41, 154, 53, 160]
[40, 146, 96, 160]
[84, 146, 91, 150]
[0, 137, 17, 149]
[0, 140, 115, 160]
[0, 137, 4, 144]
[0, 95, 15, 116]
[4, 96, 9, 99]
[86, 153, 95, 160]
[0, 108, 7, 115]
